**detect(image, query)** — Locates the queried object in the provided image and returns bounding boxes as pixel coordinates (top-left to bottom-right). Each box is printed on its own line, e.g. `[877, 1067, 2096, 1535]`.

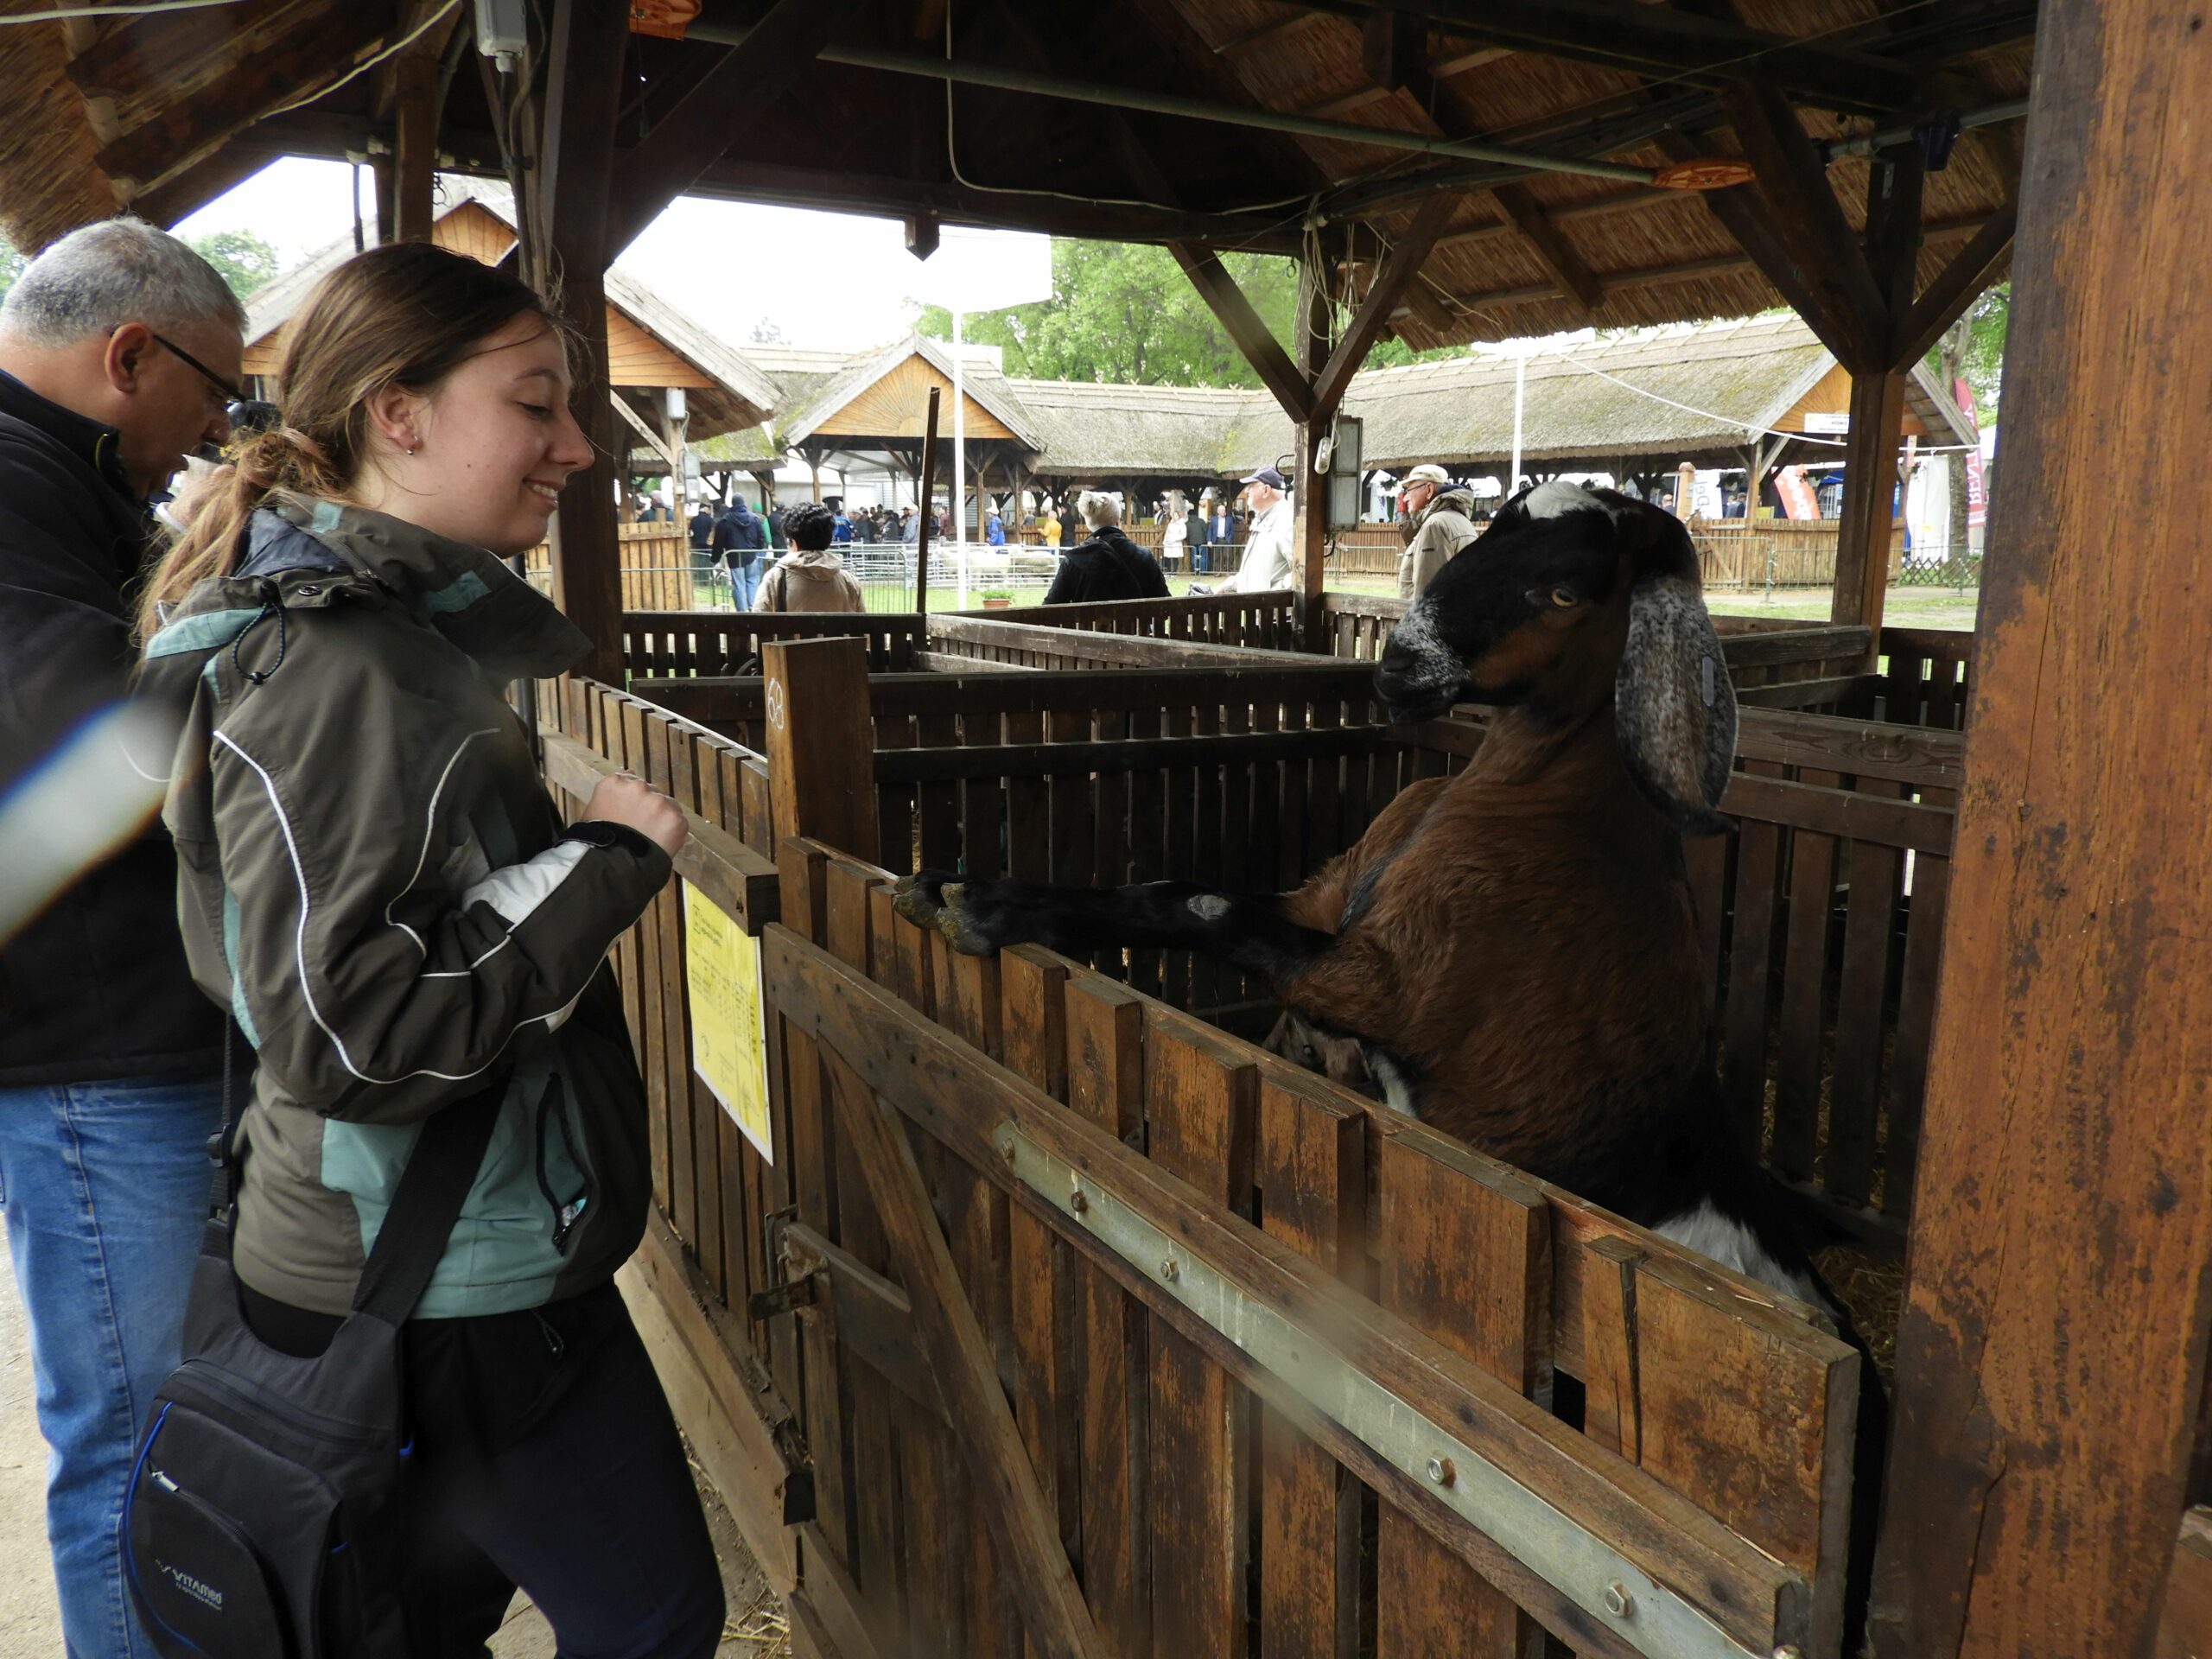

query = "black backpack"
[124, 1080, 502, 1656]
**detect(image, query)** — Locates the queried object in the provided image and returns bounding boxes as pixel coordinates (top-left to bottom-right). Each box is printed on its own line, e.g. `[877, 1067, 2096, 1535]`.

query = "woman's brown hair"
[136, 241, 565, 639]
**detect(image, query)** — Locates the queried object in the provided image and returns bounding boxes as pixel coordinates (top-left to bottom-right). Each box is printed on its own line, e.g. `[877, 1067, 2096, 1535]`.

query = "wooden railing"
[619, 611, 925, 677]
[946, 589, 1300, 651]
[1876, 627, 1974, 730]
[1317, 591, 1876, 711]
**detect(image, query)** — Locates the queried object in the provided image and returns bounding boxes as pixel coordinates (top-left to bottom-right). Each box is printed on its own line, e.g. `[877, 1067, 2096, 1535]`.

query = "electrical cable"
[263, 0, 461, 120]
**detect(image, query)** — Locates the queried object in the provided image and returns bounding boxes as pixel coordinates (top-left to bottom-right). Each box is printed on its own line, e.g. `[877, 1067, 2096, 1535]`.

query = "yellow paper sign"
[683, 880, 772, 1163]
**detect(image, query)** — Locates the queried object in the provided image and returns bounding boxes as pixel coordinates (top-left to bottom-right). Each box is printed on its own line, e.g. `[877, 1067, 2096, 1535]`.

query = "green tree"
[188, 229, 281, 301]
[915, 239, 1300, 386]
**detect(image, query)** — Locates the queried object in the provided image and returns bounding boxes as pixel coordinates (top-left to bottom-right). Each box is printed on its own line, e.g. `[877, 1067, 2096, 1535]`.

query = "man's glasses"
[152, 332, 245, 407]
[115, 326, 244, 410]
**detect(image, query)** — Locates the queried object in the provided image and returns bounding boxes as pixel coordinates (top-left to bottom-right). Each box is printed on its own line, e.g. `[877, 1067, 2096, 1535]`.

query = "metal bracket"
[991, 1122, 1778, 1659]
[747, 1274, 820, 1324]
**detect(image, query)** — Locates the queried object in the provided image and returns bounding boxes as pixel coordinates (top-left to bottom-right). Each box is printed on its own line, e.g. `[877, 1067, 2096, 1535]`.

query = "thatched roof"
[1001, 312, 1974, 479]
[0, 1, 2031, 359]
[237, 183, 778, 441]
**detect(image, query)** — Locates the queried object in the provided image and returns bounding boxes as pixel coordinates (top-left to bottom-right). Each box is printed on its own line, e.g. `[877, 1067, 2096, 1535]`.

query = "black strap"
[349, 1083, 507, 1325]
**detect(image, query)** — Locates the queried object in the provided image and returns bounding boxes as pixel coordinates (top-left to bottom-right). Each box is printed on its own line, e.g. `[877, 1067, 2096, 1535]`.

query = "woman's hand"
[583, 772, 689, 856]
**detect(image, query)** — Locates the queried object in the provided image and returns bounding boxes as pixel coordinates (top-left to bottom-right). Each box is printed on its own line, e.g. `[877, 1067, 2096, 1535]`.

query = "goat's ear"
[1614, 570, 1738, 835]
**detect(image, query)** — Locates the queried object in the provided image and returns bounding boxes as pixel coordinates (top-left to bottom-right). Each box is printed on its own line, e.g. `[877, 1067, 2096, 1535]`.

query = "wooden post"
[391, 47, 437, 243]
[1826, 369, 1907, 634]
[1868, 3, 2212, 1650]
[1292, 255, 1332, 648]
[761, 639, 880, 865]
[915, 386, 939, 616]
[531, 0, 627, 686]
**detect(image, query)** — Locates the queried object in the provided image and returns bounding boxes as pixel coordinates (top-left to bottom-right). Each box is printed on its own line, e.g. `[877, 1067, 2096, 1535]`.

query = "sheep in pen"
[894, 480, 1889, 1642]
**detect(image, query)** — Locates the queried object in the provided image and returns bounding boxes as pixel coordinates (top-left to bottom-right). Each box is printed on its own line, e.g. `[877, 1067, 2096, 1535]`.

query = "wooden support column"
[1827, 370, 1907, 632]
[1292, 257, 1332, 648]
[1828, 146, 1923, 642]
[391, 47, 437, 243]
[533, 0, 629, 686]
[1868, 3, 2212, 1650]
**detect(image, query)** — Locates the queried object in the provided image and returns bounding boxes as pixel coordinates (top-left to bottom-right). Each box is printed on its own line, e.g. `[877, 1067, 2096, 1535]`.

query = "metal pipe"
[814, 43, 1656, 186]
[1819, 98, 2031, 162]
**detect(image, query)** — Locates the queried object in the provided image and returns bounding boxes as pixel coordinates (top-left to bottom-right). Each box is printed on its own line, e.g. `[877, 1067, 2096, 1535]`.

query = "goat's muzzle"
[1375, 639, 1464, 726]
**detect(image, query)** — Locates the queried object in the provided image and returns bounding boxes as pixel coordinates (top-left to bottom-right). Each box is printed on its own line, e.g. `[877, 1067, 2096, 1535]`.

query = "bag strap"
[350, 1083, 507, 1326]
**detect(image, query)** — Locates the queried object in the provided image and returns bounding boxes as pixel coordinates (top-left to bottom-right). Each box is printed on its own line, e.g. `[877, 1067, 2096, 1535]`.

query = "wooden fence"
[525, 522, 695, 610]
[620, 611, 926, 677]
[1873, 627, 1974, 730]
[1314, 592, 1875, 710]
[543, 651, 1872, 1657]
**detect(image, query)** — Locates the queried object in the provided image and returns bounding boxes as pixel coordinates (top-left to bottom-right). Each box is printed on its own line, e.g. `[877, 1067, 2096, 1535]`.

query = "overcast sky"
[173, 156, 1043, 352]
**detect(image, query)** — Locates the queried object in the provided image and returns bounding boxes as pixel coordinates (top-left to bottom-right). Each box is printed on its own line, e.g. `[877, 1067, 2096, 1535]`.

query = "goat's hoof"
[892, 872, 996, 956]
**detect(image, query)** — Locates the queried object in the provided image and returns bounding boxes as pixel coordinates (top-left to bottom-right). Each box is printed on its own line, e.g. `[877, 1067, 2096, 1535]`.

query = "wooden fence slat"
[1579, 1235, 1644, 1465]
[618, 698, 672, 1220]
[1825, 804, 1902, 1210]
[1064, 975, 1151, 1657]
[1630, 1254, 1858, 1658]
[1375, 1124, 1550, 1659]
[1883, 847, 1948, 1220]
[1139, 1010, 1257, 1654]
[1770, 770, 1841, 1182]
[1255, 1071, 1366, 1659]
[1720, 761, 1785, 1139]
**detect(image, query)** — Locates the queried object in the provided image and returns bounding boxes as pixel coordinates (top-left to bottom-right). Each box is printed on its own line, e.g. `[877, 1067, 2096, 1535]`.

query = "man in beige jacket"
[755, 500, 865, 612]
[1395, 462, 1479, 598]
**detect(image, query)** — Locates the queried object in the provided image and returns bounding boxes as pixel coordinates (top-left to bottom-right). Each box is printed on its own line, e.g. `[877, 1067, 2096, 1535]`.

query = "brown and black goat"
[893, 481, 1884, 1634]
[896, 480, 1787, 1280]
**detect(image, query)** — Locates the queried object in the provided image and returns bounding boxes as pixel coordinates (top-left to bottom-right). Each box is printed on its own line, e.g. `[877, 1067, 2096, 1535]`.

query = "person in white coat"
[1211, 467, 1294, 594]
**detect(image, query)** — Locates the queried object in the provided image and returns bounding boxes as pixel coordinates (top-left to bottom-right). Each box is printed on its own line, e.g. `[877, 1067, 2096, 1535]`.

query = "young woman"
[135, 243, 725, 1657]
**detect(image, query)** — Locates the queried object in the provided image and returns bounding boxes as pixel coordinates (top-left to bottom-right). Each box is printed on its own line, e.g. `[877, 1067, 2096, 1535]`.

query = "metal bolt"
[1604, 1583, 1634, 1619]
[1426, 1456, 1455, 1487]
[1160, 1258, 1179, 1282]
[999, 1137, 1017, 1165]
[1068, 1186, 1089, 1214]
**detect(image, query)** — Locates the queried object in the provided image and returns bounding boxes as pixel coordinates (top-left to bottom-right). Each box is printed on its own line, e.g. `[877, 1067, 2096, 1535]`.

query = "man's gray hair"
[1077, 490, 1120, 528]
[0, 217, 245, 349]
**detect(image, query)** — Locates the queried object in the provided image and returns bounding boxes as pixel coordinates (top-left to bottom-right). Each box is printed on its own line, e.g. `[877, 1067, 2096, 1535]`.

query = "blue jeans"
[729, 557, 761, 611]
[0, 1071, 223, 1658]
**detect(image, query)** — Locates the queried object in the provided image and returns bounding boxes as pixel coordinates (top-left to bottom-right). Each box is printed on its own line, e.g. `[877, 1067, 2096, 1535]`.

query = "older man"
[0, 217, 241, 1659]
[1213, 465, 1294, 594]
[1395, 462, 1479, 598]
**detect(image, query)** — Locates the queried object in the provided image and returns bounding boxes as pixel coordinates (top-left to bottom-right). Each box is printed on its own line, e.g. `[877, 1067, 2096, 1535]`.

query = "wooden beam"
[1714, 81, 1892, 372]
[1490, 181, 1604, 312]
[1294, 256, 1331, 647]
[1170, 246, 1314, 423]
[1892, 202, 2017, 369]
[391, 38, 439, 242]
[1329, 0, 1923, 117]
[133, 140, 277, 228]
[533, 0, 630, 688]
[604, 0, 850, 258]
[92, 2, 388, 199]
[1311, 192, 1454, 420]
[1869, 3, 2212, 1646]
[1656, 126, 1869, 370]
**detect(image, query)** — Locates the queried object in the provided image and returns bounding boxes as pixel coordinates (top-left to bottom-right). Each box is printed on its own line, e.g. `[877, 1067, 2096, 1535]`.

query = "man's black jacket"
[0, 368, 223, 1084]
[711, 506, 768, 565]
[1042, 525, 1170, 605]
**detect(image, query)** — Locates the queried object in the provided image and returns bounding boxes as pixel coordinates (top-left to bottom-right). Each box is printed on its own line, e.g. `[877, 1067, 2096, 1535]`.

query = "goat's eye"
[1549, 587, 1580, 608]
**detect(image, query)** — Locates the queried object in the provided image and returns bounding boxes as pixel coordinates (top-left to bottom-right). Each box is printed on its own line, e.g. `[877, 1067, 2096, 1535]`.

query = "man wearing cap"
[1395, 463, 1478, 599]
[1214, 466, 1294, 594]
